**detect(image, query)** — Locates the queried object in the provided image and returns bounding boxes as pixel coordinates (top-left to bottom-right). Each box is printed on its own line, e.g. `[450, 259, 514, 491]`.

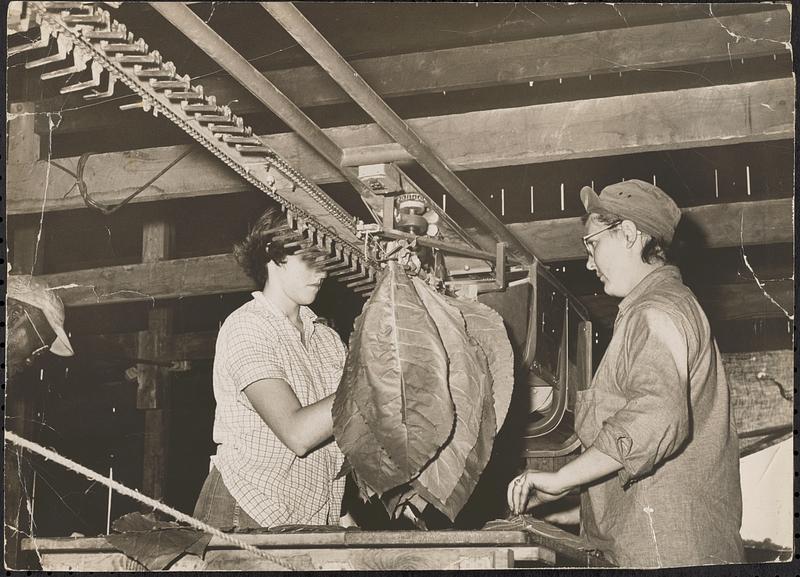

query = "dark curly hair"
[234, 207, 328, 286]
[582, 212, 674, 264]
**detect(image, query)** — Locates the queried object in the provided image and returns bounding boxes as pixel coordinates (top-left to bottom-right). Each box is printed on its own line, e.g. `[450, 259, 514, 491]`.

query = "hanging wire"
[50, 147, 196, 215]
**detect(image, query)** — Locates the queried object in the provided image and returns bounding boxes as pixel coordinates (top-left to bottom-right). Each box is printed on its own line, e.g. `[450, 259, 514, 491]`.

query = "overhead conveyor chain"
[14, 1, 379, 296]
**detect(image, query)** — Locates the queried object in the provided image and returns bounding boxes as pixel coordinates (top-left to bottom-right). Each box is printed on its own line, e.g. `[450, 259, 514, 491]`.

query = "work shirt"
[575, 265, 744, 567]
[211, 291, 347, 527]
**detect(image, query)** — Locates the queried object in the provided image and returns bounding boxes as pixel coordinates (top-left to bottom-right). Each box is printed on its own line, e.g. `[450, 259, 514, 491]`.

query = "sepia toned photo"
[4, 1, 794, 571]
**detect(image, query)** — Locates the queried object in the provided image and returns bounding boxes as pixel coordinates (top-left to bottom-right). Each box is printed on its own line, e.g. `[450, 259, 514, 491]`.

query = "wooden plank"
[725, 350, 793, 455]
[32, 197, 792, 308]
[484, 516, 613, 567]
[498, 198, 794, 262]
[137, 222, 174, 408]
[72, 331, 217, 361]
[38, 551, 145, 571]
[22, 529, 532, 551]
[35, 546, 543, 571]
[39, 9, 790, 135]
[137, 220, 174, 506]
[7, 102, 40, 164]
[10, 219, 46, 276]
[39, 253, 250, 307]
[434, 78, 793, 170]
[4, 219, 46, 569]
[7, 78, 794, 215]
[582, 280, 793, 325]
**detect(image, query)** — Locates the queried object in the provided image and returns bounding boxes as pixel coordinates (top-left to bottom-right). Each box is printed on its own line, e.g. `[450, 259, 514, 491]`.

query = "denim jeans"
[193, 467, 261, 530]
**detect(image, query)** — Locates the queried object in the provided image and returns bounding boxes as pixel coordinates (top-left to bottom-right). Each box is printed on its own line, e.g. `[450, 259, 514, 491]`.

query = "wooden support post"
[136, 219, 175, 508]
[4, 364, 40, 569]
[8, 102, 46, 276]
[7, 102, 40, 165]
[5, 104, 45, 569]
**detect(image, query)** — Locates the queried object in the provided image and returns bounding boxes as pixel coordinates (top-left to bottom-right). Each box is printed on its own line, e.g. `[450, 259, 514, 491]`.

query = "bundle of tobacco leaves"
[332, 262, 514, 521]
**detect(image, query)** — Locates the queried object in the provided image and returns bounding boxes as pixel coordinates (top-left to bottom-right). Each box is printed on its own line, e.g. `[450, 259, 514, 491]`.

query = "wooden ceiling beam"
[30, 197, 792, 313]
[39, 257, 792, 325]
[71, 330, 217, 362]
[37, 9, 790, 136]
[492, 199, 793, 262]
[8, 78, 793, 215]
[38, 253, 251, 308]
[583, 280, 793, 326]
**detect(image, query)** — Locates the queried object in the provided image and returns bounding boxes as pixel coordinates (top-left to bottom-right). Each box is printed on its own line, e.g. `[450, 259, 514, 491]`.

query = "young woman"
[193, 207, 353, 529]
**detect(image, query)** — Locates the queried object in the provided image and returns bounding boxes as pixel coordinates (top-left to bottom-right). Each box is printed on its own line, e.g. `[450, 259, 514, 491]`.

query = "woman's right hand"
[507, 469, 570, 515]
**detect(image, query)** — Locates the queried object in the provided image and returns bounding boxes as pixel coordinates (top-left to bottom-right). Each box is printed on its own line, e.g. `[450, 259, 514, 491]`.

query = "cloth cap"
[580, 179, 681, 243]
[7, 275, 74, 356]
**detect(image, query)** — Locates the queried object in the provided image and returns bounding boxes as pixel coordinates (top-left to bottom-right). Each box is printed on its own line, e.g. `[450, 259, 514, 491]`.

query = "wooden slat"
[7, 102, 40, 164]
[582, 280, 793, 325]
[34, 545, 541, 571]
[7, 78, 794, 215]
[22, 529, 532, 550]
[137, 219, 175, 505]
[497, 198, 794, 262]
[725, 350, 793, 455]
[38, 9, 790, 135]
[4, 124, 45, 567]
[40, 253, 250, 307]
[72, 331, 217, 361]
[41, 265, 794, 326]
[33, 198, 792, 309]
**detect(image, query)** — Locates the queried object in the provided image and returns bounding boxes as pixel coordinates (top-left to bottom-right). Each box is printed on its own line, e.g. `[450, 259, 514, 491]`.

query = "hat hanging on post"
[7, 274, 75, 357]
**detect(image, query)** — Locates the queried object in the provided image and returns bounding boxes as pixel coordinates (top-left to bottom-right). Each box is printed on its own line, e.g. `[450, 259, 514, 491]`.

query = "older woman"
[193, 206, 353, 529]
[508, 180, 743, 567]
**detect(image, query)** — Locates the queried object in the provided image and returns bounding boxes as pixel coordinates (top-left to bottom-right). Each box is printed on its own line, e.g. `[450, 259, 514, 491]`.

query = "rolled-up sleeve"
[220, 314, 288, 393]
[592, 308, 690, 485]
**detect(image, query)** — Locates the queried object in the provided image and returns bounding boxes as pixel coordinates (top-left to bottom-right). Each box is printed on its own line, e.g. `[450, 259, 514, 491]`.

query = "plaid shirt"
[211, 291, 347, 527]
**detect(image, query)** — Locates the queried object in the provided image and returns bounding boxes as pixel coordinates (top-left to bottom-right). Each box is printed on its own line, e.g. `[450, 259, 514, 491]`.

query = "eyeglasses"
[582, 220, 622, 255]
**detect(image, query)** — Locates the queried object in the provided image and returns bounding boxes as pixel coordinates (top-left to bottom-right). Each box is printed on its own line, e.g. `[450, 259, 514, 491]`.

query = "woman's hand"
[507, 469, 570, 515]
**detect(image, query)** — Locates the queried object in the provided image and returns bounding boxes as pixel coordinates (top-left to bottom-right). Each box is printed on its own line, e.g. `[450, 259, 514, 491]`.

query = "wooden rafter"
[34, 200, 794, 326]
[72, 330, 217, 362]
[489, 199, 793, 262]
[36, 9, 790, 136]
[7, 78, 793, 215]
[583, 281, 793, 326]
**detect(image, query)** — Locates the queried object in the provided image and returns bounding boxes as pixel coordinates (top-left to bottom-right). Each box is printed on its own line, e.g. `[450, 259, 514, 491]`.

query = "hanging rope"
[4, 430, 304, 571]
[50, 147, 195, 216]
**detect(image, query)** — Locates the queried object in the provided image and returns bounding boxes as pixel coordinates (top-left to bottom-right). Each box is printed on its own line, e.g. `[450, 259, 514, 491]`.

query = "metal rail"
[262, 2, 538, 266]
[150, 2, 482, 255]
[149, 2, 362, 193]
[19, 1, 380, 294]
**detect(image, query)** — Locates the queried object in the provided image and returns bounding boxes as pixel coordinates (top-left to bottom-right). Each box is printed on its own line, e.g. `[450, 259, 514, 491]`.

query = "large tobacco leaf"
[411, 323, 498, 521]
[450, 297, 515, 431]
[333, 294, 410, 494]
[336, 262, 454, 486]
[105, 512, 212, 570]
[440, 359, 497, 521]
[411, 278, 488, 509]
[333, 264, 514, 522]
[332, 379, 407, 494]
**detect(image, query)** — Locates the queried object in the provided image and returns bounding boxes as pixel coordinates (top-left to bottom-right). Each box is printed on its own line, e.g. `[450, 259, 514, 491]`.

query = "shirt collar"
[251, 291, 318, 326]
[616, 265, 682, 318]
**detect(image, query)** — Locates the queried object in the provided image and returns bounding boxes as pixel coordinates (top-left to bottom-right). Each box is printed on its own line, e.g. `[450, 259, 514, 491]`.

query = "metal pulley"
[395, 193, 440, 237]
